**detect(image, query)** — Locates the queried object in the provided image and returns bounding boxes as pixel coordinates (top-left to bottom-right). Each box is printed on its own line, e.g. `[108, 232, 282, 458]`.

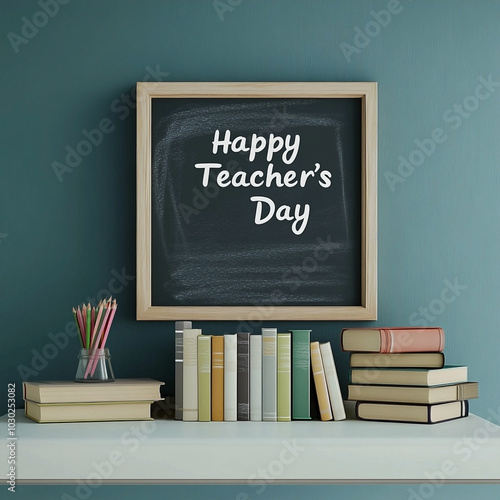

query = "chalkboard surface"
[137, 82, 377, 320]
[152, 97, 360, 306]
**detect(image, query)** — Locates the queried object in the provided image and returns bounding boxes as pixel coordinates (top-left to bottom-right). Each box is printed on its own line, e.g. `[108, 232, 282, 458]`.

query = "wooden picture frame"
[137, 82, 377, 321]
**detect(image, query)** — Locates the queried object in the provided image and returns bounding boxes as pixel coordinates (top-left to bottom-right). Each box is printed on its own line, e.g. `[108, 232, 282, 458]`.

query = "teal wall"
[1, 0, 499, 497]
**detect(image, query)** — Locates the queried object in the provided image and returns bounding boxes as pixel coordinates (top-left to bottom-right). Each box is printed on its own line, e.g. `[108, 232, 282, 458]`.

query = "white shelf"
[2, 408, 499, 484]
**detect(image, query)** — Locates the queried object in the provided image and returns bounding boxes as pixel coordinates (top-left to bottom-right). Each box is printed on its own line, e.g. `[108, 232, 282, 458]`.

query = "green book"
[291, 329, 311, 419]
[197, 335, 212, 422]
[277, 333, 291, 422]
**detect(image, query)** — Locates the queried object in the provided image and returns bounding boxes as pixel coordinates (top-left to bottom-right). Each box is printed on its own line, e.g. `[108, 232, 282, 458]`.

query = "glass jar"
[75, 348, 114, 382]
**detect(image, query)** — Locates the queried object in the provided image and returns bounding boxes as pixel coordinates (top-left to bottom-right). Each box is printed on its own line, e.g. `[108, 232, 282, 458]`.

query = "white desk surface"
[2, 408, 499, 484]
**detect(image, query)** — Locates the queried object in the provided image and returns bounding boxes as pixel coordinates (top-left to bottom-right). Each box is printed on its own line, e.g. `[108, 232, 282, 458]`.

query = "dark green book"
[291, 329, 311, 419]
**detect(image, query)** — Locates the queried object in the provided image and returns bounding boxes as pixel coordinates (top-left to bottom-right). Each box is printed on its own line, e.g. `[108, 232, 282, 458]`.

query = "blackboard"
[137, 83, 377, 321]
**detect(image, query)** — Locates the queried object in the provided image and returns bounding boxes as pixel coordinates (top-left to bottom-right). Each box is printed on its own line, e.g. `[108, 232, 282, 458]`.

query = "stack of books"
[342, 327, 478, 424]
[175, 322, 345, 422]
[23, 379, 164, 423]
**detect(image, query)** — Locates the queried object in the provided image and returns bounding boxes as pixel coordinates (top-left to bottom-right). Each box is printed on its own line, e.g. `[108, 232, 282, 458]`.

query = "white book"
[182, 328, 201, 421]
[224, 334, 237, 422]
[262, 327, 277, 421]
[320, 342, 346, 421]
[250, 334, 262, 421]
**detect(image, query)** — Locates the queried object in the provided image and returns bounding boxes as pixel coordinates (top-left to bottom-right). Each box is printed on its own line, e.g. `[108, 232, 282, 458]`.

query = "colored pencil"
[85, 304, 91, 349]
[91, 306, 95, 342]
[73, 297, 117, 380]
[84, 299, 113, 379]
[98, 300, 117, 349]
[90, 300, 117, 376]
[72, 308, 84, 347]
[76, 306, 85, 345]
[90, 300, 105, 349]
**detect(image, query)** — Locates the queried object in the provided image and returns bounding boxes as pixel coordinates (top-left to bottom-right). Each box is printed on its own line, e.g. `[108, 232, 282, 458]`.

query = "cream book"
[355, 400, 469, 424]
[23, 379, 164, 404]
[250, 334, 262, 421]
[183, 328, 202, 421]
[349, 352, 445, 369]
[310, 341, 332, 421]
[224, 334, 237, 421]
[198, 335, 212, 422]
[350, 365, 468, 387]
[320, 342, 346, 421]
[25, 400, 154, 423]
[348, 382, 479, 404]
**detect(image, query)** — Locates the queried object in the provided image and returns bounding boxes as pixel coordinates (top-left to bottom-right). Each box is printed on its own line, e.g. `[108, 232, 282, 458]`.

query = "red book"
[341, 327, 444, 353]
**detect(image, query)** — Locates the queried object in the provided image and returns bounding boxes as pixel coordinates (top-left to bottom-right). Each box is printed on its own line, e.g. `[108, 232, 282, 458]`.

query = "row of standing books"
[341, 327, 479, 424]
[175, 322, 346, 422]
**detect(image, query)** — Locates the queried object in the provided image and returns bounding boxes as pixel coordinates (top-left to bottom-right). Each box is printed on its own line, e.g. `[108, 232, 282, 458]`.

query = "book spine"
[198, 335, 211, 422]
[310, 341, 332, 421]
[182, 328, 201, 421]
[237, 332, 250, 421]
[262, 328, 277, 421]
[341, 327, 445, 353]
[456, 382, 479, 400]
[211, 336, 224, 422]
[291, 329, 311, 420]
[250, 335, 262, 421]
[355, 401, 470, 424]
[347, 382, 479, 404]
[349, 352, 446, 369]
[224, 334, 237, 421]
[381, 328, 445, 353]
[277, 333, 291, 422]
[320, 342, 346, 421]
[175, 331, 183, 420]
[427, 401, 470, 423]
[462, 400, 469, 417]
[175, 321, 192, 420]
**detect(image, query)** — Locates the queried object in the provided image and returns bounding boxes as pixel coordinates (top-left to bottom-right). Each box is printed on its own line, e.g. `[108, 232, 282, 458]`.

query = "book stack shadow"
[342, 327, 478, 424]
